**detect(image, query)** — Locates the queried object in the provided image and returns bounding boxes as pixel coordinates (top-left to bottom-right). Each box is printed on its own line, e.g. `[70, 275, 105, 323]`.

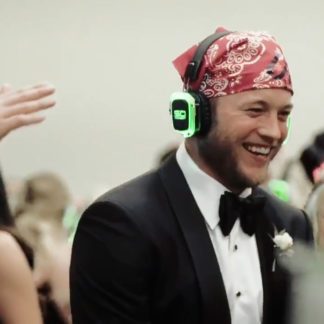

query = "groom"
[70, 27, 313, 324]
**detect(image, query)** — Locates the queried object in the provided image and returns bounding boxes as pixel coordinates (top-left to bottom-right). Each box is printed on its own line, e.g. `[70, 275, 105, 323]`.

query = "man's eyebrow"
[246, 100, 294, 110]
[280, 104, 294, 112]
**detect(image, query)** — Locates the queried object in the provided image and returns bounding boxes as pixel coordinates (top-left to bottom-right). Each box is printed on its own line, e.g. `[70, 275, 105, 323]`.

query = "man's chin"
[236, 168, 268, 188]
[245, 173, 267, 187]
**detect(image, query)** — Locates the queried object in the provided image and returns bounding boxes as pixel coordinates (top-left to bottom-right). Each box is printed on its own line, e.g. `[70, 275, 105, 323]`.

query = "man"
[70, 27, 313, 324]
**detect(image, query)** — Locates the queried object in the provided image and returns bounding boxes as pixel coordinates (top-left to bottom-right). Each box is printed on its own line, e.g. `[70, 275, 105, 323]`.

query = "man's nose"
[258, 115, 286, 142]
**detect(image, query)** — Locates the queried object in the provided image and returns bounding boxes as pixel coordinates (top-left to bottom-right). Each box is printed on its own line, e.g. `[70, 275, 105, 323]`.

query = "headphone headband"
[184, 31, 231, 83]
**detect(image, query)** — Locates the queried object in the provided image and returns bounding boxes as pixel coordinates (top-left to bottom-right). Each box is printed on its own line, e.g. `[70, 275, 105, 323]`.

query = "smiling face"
[186, 89, 293, 193]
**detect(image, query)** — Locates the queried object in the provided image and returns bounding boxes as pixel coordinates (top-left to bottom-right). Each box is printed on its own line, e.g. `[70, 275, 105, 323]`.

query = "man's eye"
[279, 111, 291, 121]
[247, 108, 263, 113]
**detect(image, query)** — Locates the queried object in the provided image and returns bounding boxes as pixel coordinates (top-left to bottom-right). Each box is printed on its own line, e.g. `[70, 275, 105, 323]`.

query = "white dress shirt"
[176, 143, 263, 324]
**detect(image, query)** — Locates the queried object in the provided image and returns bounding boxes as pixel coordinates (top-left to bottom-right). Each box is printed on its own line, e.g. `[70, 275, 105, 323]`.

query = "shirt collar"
[176, 142, 251, 230]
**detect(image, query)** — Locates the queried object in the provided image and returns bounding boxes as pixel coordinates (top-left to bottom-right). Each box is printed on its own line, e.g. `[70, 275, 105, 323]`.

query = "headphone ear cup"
[189, 92, 211, 136]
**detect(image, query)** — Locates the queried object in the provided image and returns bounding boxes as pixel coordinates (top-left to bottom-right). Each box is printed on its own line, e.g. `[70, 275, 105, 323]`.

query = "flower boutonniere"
[271, 229, 294, 272]
[273, 230, 294, 257]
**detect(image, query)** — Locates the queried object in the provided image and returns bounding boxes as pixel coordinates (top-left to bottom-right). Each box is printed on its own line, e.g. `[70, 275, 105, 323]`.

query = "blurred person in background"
[0, 82, 57, 323]
[304, 180, 324, 249]
[277, 132, 324, 323]
[283, 131, 324, 249]
[14, 172, 75, 323]
[303, 132, 324, 249]
[280, 130, 324, 208]
[300, 131, 324, 184]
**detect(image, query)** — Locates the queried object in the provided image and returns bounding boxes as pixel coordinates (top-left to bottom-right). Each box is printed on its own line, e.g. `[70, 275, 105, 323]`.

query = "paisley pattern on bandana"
[253, 47, 290, 89]
[173, 28, 293, 98]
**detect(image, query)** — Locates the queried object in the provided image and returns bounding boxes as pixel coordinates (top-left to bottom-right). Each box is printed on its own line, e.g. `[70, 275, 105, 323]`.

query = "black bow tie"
[218, 191, 266, 236]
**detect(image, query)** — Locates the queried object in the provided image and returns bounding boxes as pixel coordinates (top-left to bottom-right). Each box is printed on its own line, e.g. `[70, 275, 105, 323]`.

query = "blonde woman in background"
[14, 172, 74, 323]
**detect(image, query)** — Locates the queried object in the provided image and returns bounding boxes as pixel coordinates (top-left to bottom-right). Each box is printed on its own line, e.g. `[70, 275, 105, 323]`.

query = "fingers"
[0, 83, 56, 118]
[0, 84, 13, 95]
[0, 83, 55, 139]
[2, 97, 56, 118]
[0, 82, 56, 141]
[0, 114, 46, 140]
[1, 83, 55, 106]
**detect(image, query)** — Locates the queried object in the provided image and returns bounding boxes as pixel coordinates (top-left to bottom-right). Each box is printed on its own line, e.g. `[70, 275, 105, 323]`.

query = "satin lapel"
[254, 186, 289, 324]
[158, 157, 231, 324]
[255, 207, 275, 324]
[255, 188, 291, 324]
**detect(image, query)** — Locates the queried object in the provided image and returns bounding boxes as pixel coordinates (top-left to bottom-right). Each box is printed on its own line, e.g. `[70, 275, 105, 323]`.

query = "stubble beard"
[197, 131, 262, 192]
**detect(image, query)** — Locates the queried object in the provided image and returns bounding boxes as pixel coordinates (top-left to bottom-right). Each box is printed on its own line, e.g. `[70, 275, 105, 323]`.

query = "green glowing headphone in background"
[283, 115, 291, 145]
[267, 179, 291, 202]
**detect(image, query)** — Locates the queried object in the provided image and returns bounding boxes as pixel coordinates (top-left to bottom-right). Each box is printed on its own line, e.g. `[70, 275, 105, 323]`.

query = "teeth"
[247, 145, 270, 155]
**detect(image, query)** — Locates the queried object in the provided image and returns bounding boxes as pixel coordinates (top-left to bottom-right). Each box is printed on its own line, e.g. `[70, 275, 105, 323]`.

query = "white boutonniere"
[271, 229, 294, 271]
[273, 230, 294, 256]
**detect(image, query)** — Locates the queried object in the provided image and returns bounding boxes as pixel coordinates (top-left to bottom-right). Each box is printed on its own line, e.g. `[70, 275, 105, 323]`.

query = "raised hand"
[0, 83, 56, 140]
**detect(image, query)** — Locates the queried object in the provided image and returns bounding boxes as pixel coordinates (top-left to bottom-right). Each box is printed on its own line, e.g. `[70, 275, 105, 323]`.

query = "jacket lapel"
[254, 187, 289, 324]
[255, 206, 275, 324]
[159, 156, 231, 324]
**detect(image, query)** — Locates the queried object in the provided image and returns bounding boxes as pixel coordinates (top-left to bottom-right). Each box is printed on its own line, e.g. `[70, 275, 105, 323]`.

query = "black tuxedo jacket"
[70, 156, 313, 324]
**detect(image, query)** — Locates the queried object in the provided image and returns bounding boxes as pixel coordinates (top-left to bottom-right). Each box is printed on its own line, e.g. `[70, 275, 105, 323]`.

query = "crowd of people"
[0, 27, 324, 324]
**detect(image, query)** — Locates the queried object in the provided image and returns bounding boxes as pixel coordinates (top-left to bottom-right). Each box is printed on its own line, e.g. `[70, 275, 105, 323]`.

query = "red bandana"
[173, 27, 293, 98]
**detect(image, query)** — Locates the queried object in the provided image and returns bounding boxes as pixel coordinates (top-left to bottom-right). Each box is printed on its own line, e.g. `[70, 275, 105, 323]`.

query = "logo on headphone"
[173, 110, 187, 120]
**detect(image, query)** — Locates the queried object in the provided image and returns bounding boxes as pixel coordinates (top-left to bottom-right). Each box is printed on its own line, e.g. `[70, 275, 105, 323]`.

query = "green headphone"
[170, 31, 231, 138]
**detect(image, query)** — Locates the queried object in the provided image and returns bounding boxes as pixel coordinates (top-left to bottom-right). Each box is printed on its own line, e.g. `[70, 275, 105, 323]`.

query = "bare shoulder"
[0, 230, 23, 254]
[0, 230, 43, 323]
[0, 230, 30, 275]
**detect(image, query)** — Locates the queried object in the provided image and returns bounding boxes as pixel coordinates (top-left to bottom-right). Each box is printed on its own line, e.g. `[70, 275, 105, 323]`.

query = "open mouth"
[242, 143, 272, 157]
